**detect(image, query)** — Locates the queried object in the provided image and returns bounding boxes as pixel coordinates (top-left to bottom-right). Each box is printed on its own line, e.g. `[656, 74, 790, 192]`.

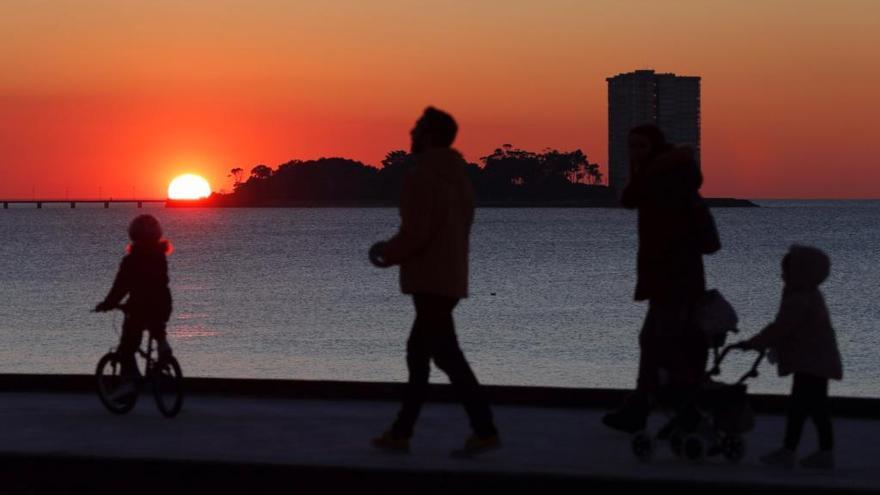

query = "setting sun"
[168, 174, 212, 200]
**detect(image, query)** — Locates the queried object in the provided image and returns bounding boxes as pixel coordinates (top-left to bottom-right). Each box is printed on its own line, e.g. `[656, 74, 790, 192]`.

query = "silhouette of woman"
[602, 124, 714, 433]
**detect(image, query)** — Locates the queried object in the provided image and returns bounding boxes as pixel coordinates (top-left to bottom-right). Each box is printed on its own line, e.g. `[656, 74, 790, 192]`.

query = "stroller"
[631, 290, 766, 463]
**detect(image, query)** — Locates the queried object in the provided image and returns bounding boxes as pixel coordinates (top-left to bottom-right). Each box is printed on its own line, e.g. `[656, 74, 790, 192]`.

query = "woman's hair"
[629, 123, 671, 156]
[127, 214, 172, 254]
[419, 107, 458, 147]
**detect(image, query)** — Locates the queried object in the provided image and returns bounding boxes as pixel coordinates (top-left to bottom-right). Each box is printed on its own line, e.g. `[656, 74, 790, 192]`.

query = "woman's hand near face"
[629, 159, 640, 177]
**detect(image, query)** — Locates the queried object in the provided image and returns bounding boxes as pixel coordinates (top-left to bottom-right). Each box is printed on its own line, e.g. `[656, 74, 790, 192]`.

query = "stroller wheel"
[721, 434, 746, 463]
[631, 431, 655, 462]
[682, 434, 706, 462]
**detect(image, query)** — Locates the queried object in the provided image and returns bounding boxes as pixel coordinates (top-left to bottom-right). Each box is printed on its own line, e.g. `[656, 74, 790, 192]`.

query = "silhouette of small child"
[95, 215, 174, 387]
[739, 245, 842, 469]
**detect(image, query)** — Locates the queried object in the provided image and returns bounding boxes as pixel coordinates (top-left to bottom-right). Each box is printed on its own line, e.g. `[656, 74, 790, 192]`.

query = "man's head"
[410, 107, 458, 154]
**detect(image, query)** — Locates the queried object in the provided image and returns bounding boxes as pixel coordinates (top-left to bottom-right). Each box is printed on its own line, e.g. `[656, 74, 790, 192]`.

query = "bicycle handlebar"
[92, 303, 128, 313]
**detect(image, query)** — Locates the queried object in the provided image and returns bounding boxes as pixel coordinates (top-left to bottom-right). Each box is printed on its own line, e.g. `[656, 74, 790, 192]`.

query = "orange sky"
[1, 0, 878, 199]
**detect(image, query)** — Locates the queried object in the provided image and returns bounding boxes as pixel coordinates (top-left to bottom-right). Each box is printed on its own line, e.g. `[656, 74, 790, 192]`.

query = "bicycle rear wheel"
[95, 352, 138, 414]
[152, 356, 184, 418]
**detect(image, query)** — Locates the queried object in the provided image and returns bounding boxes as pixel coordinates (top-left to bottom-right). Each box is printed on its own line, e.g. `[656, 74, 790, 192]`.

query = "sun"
[168, 174, 212, 200]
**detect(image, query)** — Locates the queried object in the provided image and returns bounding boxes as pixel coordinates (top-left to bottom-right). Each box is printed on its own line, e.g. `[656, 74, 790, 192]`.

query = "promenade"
[0, 376, 878, 494]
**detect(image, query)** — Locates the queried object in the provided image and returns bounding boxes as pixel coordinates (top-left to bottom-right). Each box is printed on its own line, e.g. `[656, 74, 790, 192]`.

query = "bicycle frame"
[95, 304, 184, 418]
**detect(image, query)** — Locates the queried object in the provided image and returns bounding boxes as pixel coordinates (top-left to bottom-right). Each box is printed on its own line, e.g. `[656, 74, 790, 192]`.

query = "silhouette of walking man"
[369, 107, 500, 456]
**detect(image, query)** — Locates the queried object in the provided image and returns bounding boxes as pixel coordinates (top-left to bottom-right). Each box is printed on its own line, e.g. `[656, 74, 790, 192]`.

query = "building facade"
[607, 69, 701, 191]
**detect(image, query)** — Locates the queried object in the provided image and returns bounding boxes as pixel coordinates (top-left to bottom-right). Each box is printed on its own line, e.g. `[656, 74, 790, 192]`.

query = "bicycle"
[93, 305, 184, 418]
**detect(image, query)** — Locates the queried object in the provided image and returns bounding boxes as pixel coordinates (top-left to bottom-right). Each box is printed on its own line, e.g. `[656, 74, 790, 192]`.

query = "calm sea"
[1, 201, 878, 396]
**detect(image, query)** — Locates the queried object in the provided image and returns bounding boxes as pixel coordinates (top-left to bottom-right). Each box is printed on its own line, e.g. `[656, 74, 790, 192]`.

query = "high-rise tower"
[607, 69, 701, 191]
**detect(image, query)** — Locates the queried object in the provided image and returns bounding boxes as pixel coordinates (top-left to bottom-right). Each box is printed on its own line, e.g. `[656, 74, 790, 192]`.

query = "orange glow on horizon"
[1, 0, 879, 199]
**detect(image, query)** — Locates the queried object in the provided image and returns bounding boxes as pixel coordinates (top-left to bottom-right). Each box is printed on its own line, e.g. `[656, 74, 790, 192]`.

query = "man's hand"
[369, 241, 391, 268]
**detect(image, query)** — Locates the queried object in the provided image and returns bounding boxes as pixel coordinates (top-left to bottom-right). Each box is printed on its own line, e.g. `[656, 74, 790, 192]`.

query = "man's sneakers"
[450, 434, 502, 458]
[371, 431, 410, 453]
[760, 447, 796, 468]
[799, 450, 835, 470]
[372, 431, 502, 458]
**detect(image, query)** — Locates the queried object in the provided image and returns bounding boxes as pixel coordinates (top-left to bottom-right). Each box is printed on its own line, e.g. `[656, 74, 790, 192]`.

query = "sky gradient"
[1, 0, 878, 199]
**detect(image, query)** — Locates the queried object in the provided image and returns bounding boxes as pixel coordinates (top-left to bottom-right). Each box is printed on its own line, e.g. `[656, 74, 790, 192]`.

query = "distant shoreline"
[166, 197, 759, 208]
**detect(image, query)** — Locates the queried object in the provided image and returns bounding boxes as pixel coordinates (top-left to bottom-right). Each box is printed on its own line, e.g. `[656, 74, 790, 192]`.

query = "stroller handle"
[709, 345, 767, 385]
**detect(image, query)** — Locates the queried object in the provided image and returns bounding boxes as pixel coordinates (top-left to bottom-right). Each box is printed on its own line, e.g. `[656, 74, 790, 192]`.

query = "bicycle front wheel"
[152, 356, 184, 418]
[95, 352, 138, 414]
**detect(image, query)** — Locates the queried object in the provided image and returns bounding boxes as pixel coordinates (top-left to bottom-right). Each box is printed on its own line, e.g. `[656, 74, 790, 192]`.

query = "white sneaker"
[800, 450, 835, 470]
[760, 447, 796, 468]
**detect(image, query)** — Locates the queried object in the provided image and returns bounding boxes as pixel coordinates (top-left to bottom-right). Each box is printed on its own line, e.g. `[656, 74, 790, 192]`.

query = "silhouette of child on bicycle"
[94, 214, 174, 395]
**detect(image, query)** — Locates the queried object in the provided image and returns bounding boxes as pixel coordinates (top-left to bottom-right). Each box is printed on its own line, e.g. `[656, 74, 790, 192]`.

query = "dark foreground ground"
[0, 378, 877, 494]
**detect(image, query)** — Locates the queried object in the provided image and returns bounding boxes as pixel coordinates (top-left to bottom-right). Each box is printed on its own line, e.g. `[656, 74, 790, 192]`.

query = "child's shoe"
[760, 447, 796, 468]
[800, 450, 835, 469]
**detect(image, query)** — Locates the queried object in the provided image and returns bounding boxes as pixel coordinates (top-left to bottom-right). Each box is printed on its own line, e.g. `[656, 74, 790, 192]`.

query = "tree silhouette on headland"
[228, 167, 244, 188]
[479, 145, 602, 199]
[215, 146, 611, 206]
[250, 165, 273, 180]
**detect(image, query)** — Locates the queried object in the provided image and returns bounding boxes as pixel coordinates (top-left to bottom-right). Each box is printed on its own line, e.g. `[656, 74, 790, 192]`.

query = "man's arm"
[382, 170, 435, 265]
[463, 179, 475, 233]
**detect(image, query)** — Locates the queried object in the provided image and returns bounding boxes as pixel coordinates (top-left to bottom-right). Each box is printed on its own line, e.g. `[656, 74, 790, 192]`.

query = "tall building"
[606, 69, 701, 191]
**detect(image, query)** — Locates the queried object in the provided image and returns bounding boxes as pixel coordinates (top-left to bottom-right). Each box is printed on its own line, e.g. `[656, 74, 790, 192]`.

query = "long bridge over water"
[1, 199, 167, 209]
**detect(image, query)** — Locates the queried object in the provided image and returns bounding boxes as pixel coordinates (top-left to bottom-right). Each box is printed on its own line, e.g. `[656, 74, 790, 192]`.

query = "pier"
[1, 199, 166, 209]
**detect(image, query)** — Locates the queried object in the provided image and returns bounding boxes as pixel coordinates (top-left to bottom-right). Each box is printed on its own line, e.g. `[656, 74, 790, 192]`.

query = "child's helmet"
[128, 214, 163, 243]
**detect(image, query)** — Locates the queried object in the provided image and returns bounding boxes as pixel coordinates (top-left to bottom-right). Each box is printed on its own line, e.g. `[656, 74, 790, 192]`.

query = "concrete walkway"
[1, 391, 878, 494]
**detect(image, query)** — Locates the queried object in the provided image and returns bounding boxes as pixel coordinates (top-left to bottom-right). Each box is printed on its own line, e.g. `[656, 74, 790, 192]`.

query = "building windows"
[606, 70, 701, 191]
